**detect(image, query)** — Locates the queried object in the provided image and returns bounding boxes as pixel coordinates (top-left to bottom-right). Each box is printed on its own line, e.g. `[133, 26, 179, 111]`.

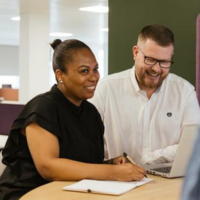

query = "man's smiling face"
[133, 39, 174, 92]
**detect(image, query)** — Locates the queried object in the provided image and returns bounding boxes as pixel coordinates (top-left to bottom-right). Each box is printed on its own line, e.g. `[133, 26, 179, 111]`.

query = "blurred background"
[0, 0, 199, 103]
[0, 0, 108, 102]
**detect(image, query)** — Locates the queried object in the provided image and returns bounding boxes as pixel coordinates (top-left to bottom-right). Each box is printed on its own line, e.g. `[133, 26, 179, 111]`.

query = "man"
[90, 24, 200, 165]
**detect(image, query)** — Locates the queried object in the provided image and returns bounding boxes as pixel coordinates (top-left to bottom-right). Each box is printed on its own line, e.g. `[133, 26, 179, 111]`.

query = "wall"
[108, 0, 200, 86]
[0, 45, 19, 75]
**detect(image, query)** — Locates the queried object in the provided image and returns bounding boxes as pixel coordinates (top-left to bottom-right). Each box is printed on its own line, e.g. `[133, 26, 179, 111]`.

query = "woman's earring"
[59, 79, 63, 83]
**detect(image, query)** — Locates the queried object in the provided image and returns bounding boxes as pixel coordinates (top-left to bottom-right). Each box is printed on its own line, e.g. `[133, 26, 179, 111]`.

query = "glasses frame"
[137, 46, 174, 69]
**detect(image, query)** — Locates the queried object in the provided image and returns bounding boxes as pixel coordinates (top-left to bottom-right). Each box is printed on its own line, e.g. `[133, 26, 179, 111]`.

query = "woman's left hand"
[111, 155, 127, 165]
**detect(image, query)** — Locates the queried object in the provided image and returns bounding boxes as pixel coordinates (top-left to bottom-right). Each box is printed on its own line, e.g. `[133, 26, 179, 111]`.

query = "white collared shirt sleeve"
[89, 67, 200, 164]
[90, 79, 109, 159]
[140, 89, 200, 165]
[139, 144, 178, 165]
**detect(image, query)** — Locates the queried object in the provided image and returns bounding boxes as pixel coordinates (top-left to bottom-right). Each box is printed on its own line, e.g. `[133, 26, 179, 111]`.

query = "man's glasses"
[137, 46, 174, 69]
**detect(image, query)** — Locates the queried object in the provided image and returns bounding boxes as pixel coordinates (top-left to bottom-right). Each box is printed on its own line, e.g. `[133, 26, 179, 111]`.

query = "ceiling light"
[79, 6, 108, 13]
[11, 16, 20, 21]
[49, 32, 73, 37]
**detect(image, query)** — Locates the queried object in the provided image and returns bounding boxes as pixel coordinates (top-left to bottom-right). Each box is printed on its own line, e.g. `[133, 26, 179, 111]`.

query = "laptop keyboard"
[151, 166, 172, 173]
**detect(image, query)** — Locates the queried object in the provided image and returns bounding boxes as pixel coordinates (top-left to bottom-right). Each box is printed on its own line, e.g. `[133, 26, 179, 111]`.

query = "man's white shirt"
[89, 66, 200, 165]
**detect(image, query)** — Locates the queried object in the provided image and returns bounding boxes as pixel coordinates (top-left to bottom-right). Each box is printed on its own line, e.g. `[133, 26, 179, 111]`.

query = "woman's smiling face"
[57, 48, 100, 106]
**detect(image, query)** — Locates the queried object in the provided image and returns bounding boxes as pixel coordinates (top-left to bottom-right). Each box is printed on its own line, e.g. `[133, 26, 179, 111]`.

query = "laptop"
[145, 124, 198, 178]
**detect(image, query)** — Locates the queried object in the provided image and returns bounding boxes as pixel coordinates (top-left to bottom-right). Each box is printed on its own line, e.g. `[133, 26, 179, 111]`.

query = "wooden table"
[20, 175, 183, 200]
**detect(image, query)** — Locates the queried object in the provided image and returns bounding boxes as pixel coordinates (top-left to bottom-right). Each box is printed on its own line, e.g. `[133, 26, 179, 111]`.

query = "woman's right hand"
[111, 163, 146, 181]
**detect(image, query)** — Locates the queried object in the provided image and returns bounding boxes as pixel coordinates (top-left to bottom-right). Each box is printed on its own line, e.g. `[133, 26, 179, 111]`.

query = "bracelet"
[107, 158, 114, 164]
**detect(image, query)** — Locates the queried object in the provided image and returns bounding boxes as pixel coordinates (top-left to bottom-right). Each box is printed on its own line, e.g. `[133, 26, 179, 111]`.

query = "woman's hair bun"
[50, 39, 62, 50]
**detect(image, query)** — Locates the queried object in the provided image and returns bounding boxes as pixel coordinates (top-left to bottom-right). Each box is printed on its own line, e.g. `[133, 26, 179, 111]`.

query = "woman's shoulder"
[27, 88, 60, 109]
[17, 91, 59, 120]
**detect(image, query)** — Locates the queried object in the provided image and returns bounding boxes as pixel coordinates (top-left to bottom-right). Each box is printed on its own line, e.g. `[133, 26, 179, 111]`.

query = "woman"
[0, 39, 146, 200]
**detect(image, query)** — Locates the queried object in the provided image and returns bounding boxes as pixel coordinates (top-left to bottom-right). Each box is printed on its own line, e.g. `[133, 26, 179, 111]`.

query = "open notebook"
[63, 178, 153, 196]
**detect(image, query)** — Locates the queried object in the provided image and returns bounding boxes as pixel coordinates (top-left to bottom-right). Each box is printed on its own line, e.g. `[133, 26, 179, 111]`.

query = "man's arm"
[139, 144, 177, 165]
[140, 90, 200, 165]
[89, 82, 106, 121]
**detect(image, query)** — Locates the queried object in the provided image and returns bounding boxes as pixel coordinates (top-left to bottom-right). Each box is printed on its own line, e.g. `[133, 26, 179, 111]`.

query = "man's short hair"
[138, 24, 174, 46]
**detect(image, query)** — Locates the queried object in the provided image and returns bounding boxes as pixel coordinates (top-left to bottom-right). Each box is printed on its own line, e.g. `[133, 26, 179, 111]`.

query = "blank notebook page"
[63, 178, 153, 196]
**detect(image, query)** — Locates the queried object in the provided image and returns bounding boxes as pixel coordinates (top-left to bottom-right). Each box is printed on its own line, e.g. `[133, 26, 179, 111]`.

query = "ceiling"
[0, 0, 108, 47]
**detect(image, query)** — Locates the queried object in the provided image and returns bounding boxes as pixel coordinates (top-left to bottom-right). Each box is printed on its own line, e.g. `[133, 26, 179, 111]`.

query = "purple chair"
[0, 103, 24, 135]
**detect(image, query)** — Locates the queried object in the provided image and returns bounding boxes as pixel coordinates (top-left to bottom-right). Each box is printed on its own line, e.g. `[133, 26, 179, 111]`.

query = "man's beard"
[137, 70, 168, 89]
[141, 77, 161, 89]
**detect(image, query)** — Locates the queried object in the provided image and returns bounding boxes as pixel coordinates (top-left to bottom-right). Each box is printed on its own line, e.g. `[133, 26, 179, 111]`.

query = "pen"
[123, 152, 147, 178]
[87, 189, 92, 193]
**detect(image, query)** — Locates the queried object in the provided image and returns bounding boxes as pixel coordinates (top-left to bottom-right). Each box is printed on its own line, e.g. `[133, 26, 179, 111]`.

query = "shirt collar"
[131, 66, 141, 92]
[130, 66, 140, 92]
